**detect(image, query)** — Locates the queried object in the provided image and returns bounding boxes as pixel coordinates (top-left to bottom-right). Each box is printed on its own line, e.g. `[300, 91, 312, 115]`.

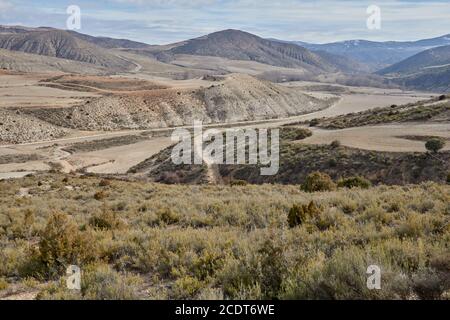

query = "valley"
[0, 23, 449, 301]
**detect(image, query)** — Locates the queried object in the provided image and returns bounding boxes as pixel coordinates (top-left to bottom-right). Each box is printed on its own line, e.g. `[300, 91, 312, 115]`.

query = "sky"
[0, 0, 449, 44]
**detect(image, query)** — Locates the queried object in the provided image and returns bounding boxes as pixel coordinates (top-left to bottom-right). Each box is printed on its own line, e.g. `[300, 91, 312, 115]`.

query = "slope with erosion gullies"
[24, 74, 335, 131]
[0, 48, 108, 74]
[0, 108, 67, 144]
[0, 29, 134, 71]
[67, 30, 151, 49]
[155, 30, 339, 73]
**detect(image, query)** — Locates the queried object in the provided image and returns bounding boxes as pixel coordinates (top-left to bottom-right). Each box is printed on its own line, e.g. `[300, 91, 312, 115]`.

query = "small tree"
[425, 138, 445, 154]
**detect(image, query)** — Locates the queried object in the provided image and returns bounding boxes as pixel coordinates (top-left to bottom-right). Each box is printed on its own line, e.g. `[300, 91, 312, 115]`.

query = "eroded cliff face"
[23, 74, 334, 132]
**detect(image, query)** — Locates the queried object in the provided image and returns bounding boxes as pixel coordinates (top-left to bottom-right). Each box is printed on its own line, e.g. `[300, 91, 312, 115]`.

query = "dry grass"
[309, 99, 449, 129]
[0, 173, 448, 300]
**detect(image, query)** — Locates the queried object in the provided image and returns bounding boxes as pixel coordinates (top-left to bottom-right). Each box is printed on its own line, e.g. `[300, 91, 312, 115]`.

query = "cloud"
[0, 0, 449, 44]
[0, 0, 12, 11]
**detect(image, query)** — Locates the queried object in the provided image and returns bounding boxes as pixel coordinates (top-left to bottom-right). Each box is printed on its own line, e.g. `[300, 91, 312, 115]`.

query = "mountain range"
[290, 34, 450, 71]
[0, 25, 449, 92]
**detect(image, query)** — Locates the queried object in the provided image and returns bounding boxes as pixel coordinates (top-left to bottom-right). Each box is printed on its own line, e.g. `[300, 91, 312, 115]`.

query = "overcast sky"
[0, 0, 449, 44]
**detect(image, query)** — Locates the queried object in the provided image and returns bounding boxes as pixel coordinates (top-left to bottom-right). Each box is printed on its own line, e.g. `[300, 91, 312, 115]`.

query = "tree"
[425, 138, 445, 154]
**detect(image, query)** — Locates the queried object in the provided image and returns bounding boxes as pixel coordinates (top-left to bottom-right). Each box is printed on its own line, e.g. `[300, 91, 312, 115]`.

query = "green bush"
[330, 140, 341, 148]
[425, 138, 445, 153]
[302, 172, 336, 193]
[337, 176, 372, 189]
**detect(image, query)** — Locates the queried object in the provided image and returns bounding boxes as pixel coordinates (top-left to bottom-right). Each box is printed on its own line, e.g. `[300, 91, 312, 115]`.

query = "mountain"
[378, 45, 450, 75]
[155, 29, 348, 73]
[0, 26, 134, 70]
[377, 45, 450, 92]
[67, 31, 151, 49]
[293, 34, 450, 71]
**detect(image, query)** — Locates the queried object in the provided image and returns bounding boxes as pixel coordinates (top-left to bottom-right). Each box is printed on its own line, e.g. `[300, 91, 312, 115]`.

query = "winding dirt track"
[0, 86, 445, 178]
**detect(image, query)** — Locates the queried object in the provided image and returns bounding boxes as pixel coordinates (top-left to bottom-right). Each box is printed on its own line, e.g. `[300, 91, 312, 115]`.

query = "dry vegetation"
[0, 173, 448, 300]
[308, 98, 449, 129]
[132, 127, 450, 186]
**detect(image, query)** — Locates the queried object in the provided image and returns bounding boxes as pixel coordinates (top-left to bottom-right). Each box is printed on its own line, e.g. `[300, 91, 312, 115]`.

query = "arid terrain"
[0, 25, 449, 301]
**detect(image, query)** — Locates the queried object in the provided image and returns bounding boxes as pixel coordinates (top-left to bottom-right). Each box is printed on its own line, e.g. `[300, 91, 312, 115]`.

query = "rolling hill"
[378, 45, 450, 92]
[378, 45, 450, 75]
[154, 29, 348, 73]
[0, 27, 134, 71]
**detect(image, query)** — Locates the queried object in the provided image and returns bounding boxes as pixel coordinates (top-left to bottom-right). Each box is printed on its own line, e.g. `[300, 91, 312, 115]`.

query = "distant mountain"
[391, 68, 450, 93]
[378, 45, 450, 75]
[0, 26, 134, 70]
[377, 45, 450, 93]
[67, 31, 151, 49]
[289, 34, 450, 71]
[156, 29, 351, 73]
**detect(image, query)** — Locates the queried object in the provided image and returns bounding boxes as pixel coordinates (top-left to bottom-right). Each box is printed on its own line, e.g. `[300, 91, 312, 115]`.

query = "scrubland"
[0, 173, 448, 300]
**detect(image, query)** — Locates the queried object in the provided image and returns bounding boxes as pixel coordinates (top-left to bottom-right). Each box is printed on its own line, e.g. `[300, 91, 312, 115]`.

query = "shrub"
[230, 180, 248, 186]
[94, 191, 107, 201]
[425, 138, 445, 153]
[438, 95, 447, 101]
[39, 212, 97, 277]
[281, 127, 312, 141]
[156, 208, 180, 225]
[99, 179, 111, 187]
[302, 172, 336, 193]
[0, 278, 8, 291]
[288, 201, 322, 228]
[330, 140, 341, 148]
[81, 264, 139, 300]
[337, 176, 372, 189]
[309, 119, 320, 127]
[89, 210, 124, 230]
[173, 276, 202, 299]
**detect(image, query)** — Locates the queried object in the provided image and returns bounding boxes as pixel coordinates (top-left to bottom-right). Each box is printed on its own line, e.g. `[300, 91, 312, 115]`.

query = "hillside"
[379, 45, 450, 76]
[23, 74, 335, 131]
[0, 48, 108, 74]
[67, 31, 151, 49]
[0, 173, 448, 300]
[0, 28, 133, 71]
[128, 127, 450, 186]
[296, 34, 450, 71]
[375, 45, 450, 92]
[156, 30, 341, 73]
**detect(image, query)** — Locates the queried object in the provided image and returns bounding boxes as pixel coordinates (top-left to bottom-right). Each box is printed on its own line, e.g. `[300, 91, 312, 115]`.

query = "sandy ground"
[81, 137, 173, 174]
[303, 123, 450, 152]
[0, 73, 98, 108]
